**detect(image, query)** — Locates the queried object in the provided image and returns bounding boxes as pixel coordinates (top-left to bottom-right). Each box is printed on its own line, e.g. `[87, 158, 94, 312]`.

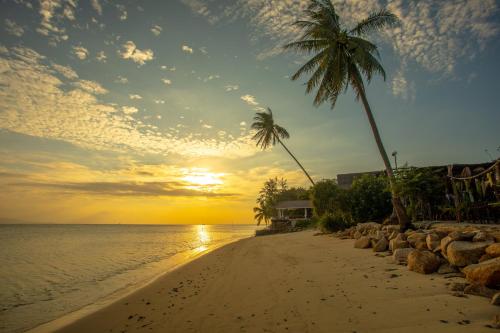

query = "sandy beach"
[54, 230, 497, 333]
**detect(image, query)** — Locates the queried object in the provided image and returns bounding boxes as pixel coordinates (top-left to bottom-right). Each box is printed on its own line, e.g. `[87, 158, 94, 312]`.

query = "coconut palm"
[253, 206, 270, 226]
[284, 0, 411, 230]
[252, 108, 315, 186]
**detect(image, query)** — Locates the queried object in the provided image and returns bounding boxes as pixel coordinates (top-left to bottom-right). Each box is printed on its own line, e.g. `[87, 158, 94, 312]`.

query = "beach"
[53, 230, 497, 333]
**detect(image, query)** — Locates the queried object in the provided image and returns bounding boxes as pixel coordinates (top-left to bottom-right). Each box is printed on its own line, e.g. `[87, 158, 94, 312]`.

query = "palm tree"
[251, 108, 315, 186]
[284, 0, 411, 231]
[253, 206, 270, 226]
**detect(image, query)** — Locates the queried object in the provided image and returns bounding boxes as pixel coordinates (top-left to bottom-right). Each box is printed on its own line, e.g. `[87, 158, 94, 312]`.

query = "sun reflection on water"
[195, 224, 211, 252]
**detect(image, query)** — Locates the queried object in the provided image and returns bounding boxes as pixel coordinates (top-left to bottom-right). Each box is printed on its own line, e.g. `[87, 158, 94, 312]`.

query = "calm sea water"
[0, 224, 258, 333]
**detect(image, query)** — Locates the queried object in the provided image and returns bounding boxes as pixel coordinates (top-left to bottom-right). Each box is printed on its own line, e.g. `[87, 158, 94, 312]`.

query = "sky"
[0, 0, 499, 224]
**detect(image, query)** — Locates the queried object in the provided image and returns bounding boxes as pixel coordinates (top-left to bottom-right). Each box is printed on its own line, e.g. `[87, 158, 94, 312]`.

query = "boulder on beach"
[464, 283, 496, 298]
[407, 232, 427, 247]
[463, 257, 500, 288]
[407, 250, 440, 274]
[372, 237, 388, 252]
[491, 292, 500, 306]
[440, 236, 455, 257]
[389, 238, 409, 251]
[486, 243, 500, 258]
[354, 236, 371, 249]
[426, 233, 443, 252]
[438, 263, 459, 274]
[449, 231, 476, 241]
[474, 231, 495, 243]
[393, 248, 416, 265]
[356, 222, 381, 234]
[447, 241, 492, 267]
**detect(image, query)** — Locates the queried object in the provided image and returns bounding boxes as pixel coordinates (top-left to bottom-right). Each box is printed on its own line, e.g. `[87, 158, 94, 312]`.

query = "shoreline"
[53, 230, 497, 333]
[27, 236, 252, 333]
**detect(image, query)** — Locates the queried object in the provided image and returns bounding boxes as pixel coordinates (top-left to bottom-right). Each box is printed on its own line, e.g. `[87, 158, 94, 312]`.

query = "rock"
[389, 239, 410, 251]
[393, 248, 416, 265]
[486, 243, 500, 258]
[447, 241, 492, 267]
[491, 293, 500, 306]
[407, 250, 440, 274]
[354, 236, 372, 249]
[372, 237, 388, 252]
[474, 231, 495, 243]
[375, 230, 386, 240]
[426, 233, 442, 252]
[449, 282, 468, 292]
[443, 272, 465, 278]
[356, 222, 381, 234]
[440, 236, 455, 257]
[414, 240, 428, 250]
[463, 257, 500, 288]
[407, 232, 427, 248]
[353, 231, 362, 239]
[383, 225, 400, 234]
[449, 231, 476, 241]
[438, 263, 459, 274]
[388, 231, 398, 240]
[480, 254, 494, 263]
[464, 283, 496, 298]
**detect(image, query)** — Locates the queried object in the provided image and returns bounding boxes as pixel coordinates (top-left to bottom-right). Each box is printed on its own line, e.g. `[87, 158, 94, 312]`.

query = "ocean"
[0, 224, 259, 333]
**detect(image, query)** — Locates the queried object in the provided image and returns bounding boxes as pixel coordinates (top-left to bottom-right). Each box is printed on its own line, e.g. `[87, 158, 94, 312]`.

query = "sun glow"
[182, 169, 225, 190]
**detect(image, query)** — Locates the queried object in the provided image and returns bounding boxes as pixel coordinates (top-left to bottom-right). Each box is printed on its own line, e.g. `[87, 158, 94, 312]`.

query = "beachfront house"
[273, 200, 313, 229]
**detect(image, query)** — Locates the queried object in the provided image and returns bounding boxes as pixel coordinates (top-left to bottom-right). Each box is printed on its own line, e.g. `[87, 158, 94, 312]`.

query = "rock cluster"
[337, 222, 500, 305]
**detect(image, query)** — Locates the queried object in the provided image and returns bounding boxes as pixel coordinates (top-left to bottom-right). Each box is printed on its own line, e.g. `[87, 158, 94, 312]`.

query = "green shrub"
[294, 218, 317, 229]
[350, 174, 392, 222]
[318, 213, 351, 233]
[311, 179, 351, 217]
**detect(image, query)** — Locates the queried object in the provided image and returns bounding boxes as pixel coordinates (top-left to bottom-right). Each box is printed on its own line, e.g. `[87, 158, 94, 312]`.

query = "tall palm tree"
[251, 108, 315, 186]
[284, 0, 411, 231]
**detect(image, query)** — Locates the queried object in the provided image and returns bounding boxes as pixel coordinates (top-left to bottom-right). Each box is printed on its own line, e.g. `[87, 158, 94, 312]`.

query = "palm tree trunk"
[357, 88, 412, 232]
[275, 136, 316, 186]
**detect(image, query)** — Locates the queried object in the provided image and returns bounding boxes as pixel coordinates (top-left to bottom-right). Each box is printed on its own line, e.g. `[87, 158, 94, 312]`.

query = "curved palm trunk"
[357, 88, 412, 232]
[275, 135, 316, 186]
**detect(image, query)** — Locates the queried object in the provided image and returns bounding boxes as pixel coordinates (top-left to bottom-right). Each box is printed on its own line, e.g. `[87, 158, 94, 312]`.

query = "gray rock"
[447, 241, 492, 267]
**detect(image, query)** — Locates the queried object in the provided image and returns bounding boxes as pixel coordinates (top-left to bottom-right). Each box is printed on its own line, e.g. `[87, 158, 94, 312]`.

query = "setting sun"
[182, 169, 225, 188]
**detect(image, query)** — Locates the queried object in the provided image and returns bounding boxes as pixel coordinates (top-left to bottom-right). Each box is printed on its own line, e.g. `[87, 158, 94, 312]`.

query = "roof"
[275, 200, 313, 209]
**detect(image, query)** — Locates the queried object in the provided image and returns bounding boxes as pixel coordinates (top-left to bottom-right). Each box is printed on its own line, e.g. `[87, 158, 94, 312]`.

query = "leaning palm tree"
[251, 108, 315, 186]
[284, 0, 411, 230]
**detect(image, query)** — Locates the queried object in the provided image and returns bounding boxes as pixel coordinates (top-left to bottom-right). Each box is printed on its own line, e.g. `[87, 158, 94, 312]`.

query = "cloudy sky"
[0, 0, 499, 224]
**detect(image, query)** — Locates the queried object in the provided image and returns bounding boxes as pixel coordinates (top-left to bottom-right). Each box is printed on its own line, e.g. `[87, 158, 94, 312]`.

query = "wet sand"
[55, 230, 497, 333]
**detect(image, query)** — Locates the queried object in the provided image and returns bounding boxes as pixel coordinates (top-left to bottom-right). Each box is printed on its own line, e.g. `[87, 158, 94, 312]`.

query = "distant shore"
[52, 230, 495, 333]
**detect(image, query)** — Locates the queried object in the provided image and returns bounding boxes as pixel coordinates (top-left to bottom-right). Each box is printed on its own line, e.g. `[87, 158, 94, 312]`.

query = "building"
[337, 170, 385, 189]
